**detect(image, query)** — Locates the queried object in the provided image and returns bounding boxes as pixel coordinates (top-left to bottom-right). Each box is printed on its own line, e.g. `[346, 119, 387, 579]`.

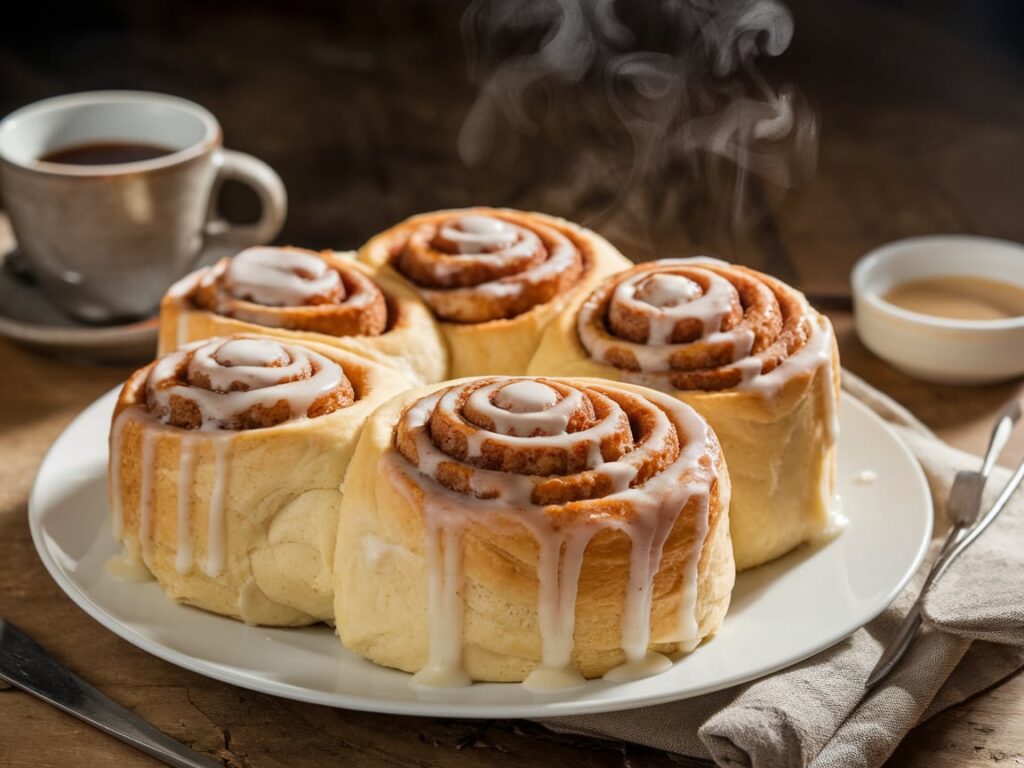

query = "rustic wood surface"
[2, 0, 1024, 765]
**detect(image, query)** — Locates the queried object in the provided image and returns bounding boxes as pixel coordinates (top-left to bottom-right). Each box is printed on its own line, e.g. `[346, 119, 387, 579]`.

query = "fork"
[865, 400, 1022, 689]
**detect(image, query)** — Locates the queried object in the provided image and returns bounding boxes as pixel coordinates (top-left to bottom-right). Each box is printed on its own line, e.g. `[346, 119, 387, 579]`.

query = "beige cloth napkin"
[543, 371, 1024, 767]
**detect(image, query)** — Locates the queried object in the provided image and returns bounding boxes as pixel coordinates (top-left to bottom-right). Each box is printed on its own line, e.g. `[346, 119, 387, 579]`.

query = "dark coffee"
[39, 141, 175, 166]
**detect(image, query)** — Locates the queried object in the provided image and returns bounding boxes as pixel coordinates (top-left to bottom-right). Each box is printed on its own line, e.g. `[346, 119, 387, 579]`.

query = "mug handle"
[204, 149, 287, 246]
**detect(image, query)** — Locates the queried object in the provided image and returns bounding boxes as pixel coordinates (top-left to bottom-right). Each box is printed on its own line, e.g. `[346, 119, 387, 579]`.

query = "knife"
[865, 400, 1022, 689]
[0, 618, 222, 768]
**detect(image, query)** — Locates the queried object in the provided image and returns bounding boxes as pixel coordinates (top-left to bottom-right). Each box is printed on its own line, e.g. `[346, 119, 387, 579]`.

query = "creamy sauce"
[882, 276, 1024, 321]
[854, 469, 877, 485]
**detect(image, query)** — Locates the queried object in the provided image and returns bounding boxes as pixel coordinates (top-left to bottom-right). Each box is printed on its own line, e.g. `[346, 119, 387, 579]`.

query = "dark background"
[2, 0, 1022, 296]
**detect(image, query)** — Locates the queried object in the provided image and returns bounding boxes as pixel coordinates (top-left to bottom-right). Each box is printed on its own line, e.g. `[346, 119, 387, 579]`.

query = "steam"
[459, 0, 818, 255]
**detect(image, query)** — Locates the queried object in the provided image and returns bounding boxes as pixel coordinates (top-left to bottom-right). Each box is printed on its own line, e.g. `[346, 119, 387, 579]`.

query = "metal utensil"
[865, 401, 1023, 689]
[0, 619, 222, 768]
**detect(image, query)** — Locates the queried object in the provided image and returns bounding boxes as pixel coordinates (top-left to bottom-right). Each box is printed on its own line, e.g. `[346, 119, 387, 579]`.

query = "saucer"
[0, 241, 238, 363]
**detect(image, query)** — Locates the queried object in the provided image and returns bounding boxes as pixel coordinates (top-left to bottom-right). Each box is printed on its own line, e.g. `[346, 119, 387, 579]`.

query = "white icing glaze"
[109, 409, 131, 538]
[385, 378, 716, 689]
[175, 437, 196, 574]
[105, 547, 154, 582]
[441, 215, 521, 254]
[176, 312, 189, 350]
[493, 380, 559, 413]
[417, 215, 579, 310]
[148, 338, 344, 431]
[138, 429, 157, 562]
[854, 469, 877, 485]
[204, 437, 231, 578]
[523, 529, 589, 692]
[224, 247, 341, 306]
[635, 273, 703, 308]
[411, 523, 472, 688]
[578, 262, 839, 449]
[464, 381, 583, 440]
[731, 315, 839, 447]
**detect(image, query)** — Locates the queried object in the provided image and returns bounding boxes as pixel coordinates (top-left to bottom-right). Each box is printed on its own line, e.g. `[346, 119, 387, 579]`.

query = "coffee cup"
[0, 90, 287, 323]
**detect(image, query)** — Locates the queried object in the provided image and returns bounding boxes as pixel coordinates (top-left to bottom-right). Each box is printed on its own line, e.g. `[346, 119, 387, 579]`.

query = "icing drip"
[523, 531, 590, 692]
[386, 377, 717, 689]
[176, 312, 189, 350]
[175, 437, 196, 574]
[224, 247, 342, 306]
[205, 437, 231, 578]
[109, 409, 131, 538]
[105, 547, 154, 582]
[411, 523, 472, 688]
[138, 429, 157, 562]
[731, 315, 839, 447]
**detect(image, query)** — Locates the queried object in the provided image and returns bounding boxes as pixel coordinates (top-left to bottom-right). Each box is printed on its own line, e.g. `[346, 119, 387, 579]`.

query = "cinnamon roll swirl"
[108, 335, 410, 625]
[528, 258, 840, 570]
[334, 376, 733, 686]
[159, 246, 448, 384]
[358, 208, 631, 378]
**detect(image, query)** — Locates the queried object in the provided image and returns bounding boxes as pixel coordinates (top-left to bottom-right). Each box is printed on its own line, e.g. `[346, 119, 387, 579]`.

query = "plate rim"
[28, 387, 933, 718]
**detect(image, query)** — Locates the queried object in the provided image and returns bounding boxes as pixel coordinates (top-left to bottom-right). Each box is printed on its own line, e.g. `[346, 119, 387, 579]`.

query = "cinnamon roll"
[358, 208, 631, 378]
[334, 376, 733, 686]
[108, 335, 410, 625]
[159, 246, 448, 384]
[528, 258, 840, 570]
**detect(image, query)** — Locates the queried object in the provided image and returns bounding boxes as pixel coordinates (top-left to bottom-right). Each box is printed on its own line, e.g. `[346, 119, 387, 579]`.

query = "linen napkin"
[543, 370, 1024, 768]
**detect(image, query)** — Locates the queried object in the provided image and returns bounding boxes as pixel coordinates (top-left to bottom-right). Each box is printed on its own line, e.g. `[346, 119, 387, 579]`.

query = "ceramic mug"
[0, 91, 287, 323]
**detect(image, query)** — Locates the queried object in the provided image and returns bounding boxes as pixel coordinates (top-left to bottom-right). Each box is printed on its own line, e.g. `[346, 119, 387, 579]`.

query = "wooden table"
[2, 1, 1024, 765]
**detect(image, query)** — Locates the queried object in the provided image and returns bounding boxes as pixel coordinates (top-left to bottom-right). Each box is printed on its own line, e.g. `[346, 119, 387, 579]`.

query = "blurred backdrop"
[1, 0, 1022, 300]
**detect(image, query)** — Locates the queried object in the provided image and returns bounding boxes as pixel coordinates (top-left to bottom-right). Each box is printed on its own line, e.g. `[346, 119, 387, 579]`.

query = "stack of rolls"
[105, 206, 842, 690]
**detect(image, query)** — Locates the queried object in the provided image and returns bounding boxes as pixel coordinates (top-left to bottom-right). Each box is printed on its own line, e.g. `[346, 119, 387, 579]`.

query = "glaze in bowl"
[852, 235, 1024, 385]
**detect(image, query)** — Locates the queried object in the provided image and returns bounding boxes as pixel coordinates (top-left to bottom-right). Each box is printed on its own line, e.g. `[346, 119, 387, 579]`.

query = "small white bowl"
[852, 235, 1024, 385]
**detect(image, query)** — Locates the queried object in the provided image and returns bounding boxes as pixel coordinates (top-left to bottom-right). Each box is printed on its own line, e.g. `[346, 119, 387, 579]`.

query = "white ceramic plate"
[29, 389, 932, 718]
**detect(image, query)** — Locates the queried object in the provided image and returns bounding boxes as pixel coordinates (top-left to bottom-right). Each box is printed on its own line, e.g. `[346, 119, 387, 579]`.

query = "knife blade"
[0, 619, 222, 768]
